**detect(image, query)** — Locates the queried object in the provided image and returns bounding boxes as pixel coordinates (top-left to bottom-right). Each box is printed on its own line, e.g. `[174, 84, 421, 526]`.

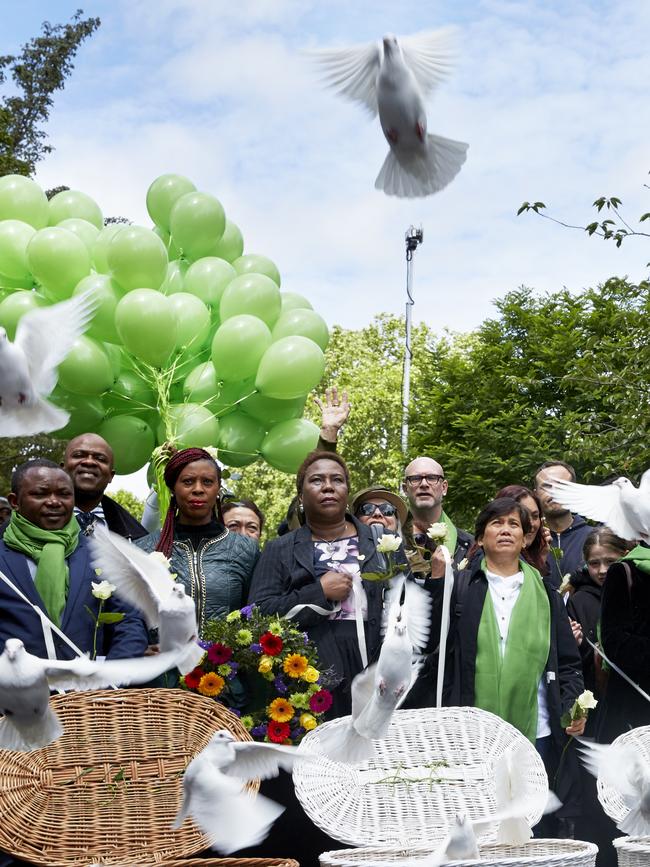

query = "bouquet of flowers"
[179, 604, 334, 745]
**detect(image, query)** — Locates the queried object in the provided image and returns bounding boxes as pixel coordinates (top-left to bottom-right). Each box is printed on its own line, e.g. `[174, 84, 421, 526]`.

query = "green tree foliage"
[0, 436, 65, 496]
[0, 10, 100, 176]
[108, 489, 145, 522]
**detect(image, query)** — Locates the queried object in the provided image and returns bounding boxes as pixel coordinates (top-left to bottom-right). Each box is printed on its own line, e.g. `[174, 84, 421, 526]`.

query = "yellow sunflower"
[283, 653, 309, 678]
[198, 672, 225, 697]
[268, 697, 295, 723]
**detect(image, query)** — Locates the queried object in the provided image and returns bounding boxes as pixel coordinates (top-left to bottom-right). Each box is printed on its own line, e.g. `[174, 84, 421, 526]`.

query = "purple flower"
[291, 726, 306, 739]
[230, 708, 242, 717]
[240, 604, 255, 619]
[198, 639, 212, 650]
[227, 662, 239, 680]
[251, 724, 268, 738]
[274, 676, 288, 694]
[250, 643, 262, 654]
[302, 632, 309, 645]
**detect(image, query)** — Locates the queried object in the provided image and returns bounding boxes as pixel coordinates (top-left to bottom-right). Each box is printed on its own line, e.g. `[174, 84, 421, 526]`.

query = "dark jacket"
[248, 517, 387, 698]
[566, 568, 602, 695]
[403, 516, 473, 570]
[101, 494, 147, 541]
[0, 533, 148, 660]
[545, 514, 592, 588]
[597, 560, 650, 742]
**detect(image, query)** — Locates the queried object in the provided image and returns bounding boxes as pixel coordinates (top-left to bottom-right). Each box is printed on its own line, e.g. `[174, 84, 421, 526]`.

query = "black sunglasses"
[356, 502, 398, 518]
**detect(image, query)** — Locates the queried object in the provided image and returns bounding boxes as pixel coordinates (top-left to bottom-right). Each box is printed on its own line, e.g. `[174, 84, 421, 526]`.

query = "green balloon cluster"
[0, 173, 328, 476]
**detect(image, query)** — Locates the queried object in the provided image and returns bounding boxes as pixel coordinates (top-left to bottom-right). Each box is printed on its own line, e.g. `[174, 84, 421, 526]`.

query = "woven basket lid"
[293, 706, 548, 848]
[596, 725, 650, 825]
[0, 688, 257, 865]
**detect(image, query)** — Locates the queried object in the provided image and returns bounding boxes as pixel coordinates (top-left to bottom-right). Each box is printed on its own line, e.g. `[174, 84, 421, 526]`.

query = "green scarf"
[440, 510, 458, 557]
[474, 559, 550, 742]
[3, 511, 79, 627]
[622, 545, 650, 575]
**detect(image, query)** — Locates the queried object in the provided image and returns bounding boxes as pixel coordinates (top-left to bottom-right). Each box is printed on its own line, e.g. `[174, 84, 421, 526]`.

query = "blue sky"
[3, 0, 648, 342]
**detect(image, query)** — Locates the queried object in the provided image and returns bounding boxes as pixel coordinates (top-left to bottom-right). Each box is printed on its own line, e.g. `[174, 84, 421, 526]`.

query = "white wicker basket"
[319, 839, 598, 866]
[614, 836, 650, 867]
[596, 726, 650, 825]
[294, 706, 548, 849]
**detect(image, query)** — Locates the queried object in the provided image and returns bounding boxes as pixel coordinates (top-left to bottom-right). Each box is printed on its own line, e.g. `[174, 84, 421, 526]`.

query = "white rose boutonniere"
[91, 580, 116, 601]
[426, 522, 448, 545]
[376, 533, 401, 554]
[87, 580, 124, 660]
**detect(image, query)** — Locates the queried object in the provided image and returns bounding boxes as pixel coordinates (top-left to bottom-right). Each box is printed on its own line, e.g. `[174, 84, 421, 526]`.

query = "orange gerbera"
[198, 672, 225, 697]
[283, 653, 308, 678]
[268, 697, 295, 723]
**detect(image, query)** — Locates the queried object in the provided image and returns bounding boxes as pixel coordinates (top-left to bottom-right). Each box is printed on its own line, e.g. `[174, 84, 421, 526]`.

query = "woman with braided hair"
[136, 448, 259, 639]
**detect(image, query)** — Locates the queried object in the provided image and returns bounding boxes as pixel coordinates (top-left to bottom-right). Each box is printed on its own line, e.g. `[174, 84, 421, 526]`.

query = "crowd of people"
[0, 388, 648, 867]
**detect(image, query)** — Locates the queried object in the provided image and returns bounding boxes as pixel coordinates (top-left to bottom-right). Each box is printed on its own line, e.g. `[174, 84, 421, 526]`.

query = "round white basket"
[294, 706, 548, 848]
[597, 726, 650, 825]
[319, 839, 598, 866]
[614, 836, 650, 867]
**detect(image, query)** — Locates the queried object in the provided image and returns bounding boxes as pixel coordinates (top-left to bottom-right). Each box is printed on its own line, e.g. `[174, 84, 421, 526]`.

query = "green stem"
[92, 600, 103, 661]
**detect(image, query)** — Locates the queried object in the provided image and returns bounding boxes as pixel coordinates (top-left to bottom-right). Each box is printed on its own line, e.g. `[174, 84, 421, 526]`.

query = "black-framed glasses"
[355, 502, 398, 518]
[405, 473, 445, 486]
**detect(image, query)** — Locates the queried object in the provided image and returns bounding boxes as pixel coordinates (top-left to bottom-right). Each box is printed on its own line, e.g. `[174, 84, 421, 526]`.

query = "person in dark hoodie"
[533, 460, 592, 588]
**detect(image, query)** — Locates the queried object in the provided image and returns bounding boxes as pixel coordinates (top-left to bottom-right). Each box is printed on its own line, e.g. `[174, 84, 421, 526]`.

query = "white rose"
[457, 558, 468, 571]
[426, 522, 448, 544]
[91, 580, 116, 601]
[376, 533, 401, 553]
[577, 690, 598, 711]
[148, 551, 172, 570]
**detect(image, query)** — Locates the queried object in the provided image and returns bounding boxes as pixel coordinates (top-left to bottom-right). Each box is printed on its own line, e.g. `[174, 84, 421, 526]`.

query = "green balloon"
[0, 290, 47, 339]
[0, 220, 35, 281]
[272, 308, 329, 351]
[218, 411, 265, 467]
[240, 392, 306, 426]
[255, 336, 325, 399]
[170, 192, 226, 263]
[73, 274, 122, 343]
[50, 388, 106, 439]
[58, 337, 114, 395]
[92, 224, 125, 275]
[48, 189, 103, 230]
[0, 175, 48, 229]
[209, 220, 244, 262]
[160, 260, 188, 295]
[146, 174, 196, 232]
[212, 378, 255, 416]
[183, 361, 220, 406]
[261, 418, 320, 473]
[184, 257, 235, 310]
[105, 369, 156, 413]
[98, 415, 155, 475]
[280, 291, 314, 313]
[220, 273, 281, 329]
[167, 292, 211, 352]
[233, 254, 281, 287]
[159, 403, 219, 448]
[58, 218, 100, 252]
[170, 346, 210, 384]
[27, 227, 91, 299]
[211, 314, 271, 382]
[107, 225, 168, 292]
[115, 288, 178, 367]
[0, 275, 33, 292]
[152, 225, 181, 260]
[102, 342, 122, 382]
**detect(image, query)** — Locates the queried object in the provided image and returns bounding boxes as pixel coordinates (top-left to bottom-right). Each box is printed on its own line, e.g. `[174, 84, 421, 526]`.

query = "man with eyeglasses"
[402, 456, 473, 577]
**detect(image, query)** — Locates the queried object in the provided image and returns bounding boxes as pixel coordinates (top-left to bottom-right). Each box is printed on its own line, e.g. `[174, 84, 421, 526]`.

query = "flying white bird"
[89, 528, 204, 675]
[311, 29, 468, 198]
[547, 471, 650, 543]
[173, 729, 316, 853]
[318, 576, 431, 763]
[0, 290, 96, 437]
[0, 637, 184, 751]
[578, 738, 650, 836]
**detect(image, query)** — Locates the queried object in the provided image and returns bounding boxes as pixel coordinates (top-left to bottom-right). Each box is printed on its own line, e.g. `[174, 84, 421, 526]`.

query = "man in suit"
[62, 433, 146, 540]
[0, 458, 147, 659]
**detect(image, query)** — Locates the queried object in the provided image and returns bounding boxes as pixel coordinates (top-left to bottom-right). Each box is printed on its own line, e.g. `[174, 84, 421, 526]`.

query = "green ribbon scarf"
[474, 559, 550, 742]
[3, 511, 79, 627]
[440, 510, 458, 556]
[622, 545, 650, 575]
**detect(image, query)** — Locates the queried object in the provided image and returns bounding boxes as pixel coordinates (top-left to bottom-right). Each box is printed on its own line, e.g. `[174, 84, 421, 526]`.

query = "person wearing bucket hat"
[350, 486, 408, 536]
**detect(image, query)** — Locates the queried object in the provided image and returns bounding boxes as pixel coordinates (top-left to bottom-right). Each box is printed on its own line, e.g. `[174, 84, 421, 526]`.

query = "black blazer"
[101, 495, 147, 540]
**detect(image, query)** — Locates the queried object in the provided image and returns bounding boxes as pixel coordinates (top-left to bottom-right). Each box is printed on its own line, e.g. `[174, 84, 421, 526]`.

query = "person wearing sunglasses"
[350, 486, 408, 536]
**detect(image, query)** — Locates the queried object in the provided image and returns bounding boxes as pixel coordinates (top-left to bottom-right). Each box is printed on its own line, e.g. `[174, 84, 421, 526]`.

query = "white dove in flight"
[0, 290, 96, 437]
[547, 470, 650, 542]
[89, 527, 205, 675]
[0, 637, 185, 752]
[311, 29, 468, 198]
[173, 729, 317, 853]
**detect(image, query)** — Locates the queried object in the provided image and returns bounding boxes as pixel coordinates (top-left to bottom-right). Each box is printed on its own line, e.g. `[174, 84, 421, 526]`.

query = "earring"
[299, 503, 304, 514]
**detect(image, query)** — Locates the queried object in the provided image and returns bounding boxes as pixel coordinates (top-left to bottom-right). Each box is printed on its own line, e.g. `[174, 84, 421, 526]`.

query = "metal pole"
[401, 226, 423, 455]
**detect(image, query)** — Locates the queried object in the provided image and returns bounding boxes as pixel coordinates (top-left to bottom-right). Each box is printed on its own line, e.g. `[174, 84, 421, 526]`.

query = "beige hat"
[349, 486, 408, 526]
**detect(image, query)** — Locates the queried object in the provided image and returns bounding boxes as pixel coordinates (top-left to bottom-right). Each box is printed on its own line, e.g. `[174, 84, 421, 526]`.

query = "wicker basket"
[159, 860, 300, 866]
[597, 726, 650, 827]
[614, 836, 650, 866]
[0, 688, 258, 865]
[319, 839, 598, 866]
[293, 706, 548, 849]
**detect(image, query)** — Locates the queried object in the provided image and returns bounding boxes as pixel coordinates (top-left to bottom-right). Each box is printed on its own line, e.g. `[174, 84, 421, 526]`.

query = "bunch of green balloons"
[0, 173, 329, 475]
